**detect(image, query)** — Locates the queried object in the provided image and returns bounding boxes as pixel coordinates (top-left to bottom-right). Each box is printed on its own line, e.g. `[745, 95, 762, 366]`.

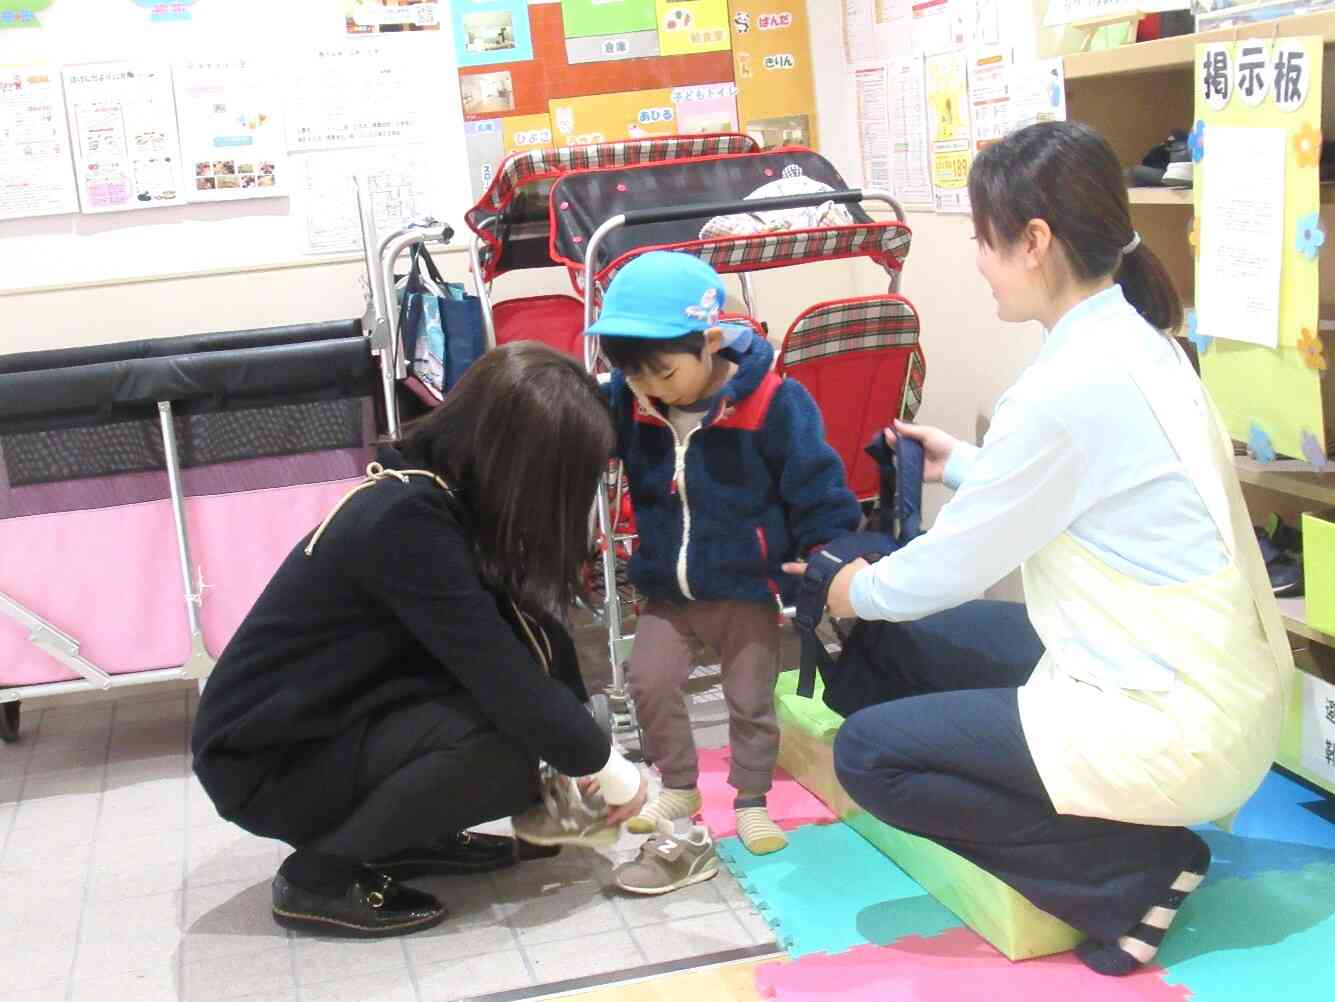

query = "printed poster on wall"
[1195, 36, 1325, 463]
[729, 0, 818, 149]
[855, 65, 891, 191]
[301, 145, 436, 254]
[345, 0, 441, 34]
[889, 57, 932, 209]
[62, 61, 185, 214]
[174, 58, 286, 203]
[131, 1, 200, 23]
[924, 49, 971, 213]
[286, 45, 436, 152]
[459, 1, 817, 199]
[0, 65, 79, 220]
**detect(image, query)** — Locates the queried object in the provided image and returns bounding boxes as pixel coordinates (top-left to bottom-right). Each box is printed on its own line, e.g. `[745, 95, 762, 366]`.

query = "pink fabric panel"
[0, 503, 191, 686]
[190, 479, 361, 657]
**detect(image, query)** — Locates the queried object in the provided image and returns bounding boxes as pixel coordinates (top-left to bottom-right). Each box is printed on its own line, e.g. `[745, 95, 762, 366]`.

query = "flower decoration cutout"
[1297, 212, 1326, 259]
[1299, 326, 1327, 371]
[1302, 430, 1329, 472]
[1294, 123, 1323, 167]
[1188, 120, 1206, 163]
[1186, 310, 1212, 355]
[1249, 421, 1276, 464]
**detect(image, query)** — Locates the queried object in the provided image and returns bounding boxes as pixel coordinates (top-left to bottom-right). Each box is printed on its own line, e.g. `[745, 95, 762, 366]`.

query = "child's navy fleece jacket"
[608, 336, 860, 605]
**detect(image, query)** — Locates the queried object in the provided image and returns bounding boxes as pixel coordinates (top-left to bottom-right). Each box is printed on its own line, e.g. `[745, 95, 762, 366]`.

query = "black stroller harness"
[792, 434, 925, 713]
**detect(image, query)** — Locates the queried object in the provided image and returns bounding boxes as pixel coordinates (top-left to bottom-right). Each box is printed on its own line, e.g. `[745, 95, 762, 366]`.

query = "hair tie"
[1121, 231, 1141, 255]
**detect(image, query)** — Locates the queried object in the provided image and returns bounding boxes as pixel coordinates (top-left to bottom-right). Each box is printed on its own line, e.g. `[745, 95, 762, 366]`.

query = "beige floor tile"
[612, 872, 728, 927]
[182, 878, 288, 962]
[69, 965, 182, 1002]
[301, 969, 417, 1002]
[630, 910, 754, 964]
[294, 935, 407, 988]
[405, 919, 517, 968]
[183, 942, 294, 1001]
[524, 928, 643, 984]
[414, 948, 533, 1001]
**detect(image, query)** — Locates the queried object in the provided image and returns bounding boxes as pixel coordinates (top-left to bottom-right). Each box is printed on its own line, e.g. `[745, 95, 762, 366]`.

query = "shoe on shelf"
[1126, 130, 1191, 188]
[1265, 513, 1303, 555]
[1255, 525, 1302, 597]
[367, 830, 557, 879]
[614, 821, 719, 895]
[271, 871, 447, 938]
[510, 764, 620, 847]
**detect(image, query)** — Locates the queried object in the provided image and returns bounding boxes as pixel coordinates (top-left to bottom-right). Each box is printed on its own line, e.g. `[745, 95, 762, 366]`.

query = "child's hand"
[885, 419, 958, 485]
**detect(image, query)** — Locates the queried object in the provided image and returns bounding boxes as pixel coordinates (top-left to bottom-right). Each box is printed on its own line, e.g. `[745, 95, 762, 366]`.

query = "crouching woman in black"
[191, 343, 647, 938]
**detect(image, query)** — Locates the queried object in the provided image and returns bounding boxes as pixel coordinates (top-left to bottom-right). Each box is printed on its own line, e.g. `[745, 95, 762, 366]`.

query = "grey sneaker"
[510, 765, 618, 847]
[614, 822, 719, 895]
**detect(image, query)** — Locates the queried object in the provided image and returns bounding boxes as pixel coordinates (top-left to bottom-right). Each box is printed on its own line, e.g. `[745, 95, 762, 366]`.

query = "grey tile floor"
[0, 679, 775, 1002]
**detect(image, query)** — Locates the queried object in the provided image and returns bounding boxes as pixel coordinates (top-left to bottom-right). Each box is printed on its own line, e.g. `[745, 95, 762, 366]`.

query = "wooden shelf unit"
[1065, 11, 1335, 80]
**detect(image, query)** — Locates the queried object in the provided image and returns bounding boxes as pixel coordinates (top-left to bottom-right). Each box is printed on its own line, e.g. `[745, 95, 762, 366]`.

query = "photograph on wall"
[452, 0, 535, 67]
[345, 0, 441, 34]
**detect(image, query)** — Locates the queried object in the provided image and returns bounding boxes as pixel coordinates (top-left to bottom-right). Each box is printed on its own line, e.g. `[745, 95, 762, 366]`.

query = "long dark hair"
[968, 121, 1183, 333]
[397, 342, 614, 613]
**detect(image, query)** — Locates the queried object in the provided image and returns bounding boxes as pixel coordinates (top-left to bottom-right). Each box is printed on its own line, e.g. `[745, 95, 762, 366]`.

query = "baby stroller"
[465, 137, 926, 747]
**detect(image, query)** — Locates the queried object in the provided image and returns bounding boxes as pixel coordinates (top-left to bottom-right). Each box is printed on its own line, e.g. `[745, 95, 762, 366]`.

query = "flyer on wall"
[855, 65, 892, 191]
[286, 45, 437, 152]
[924, 49, 972, 212]
[301, 145, 437, 255]
[62, 61, 185, 214]
[889, 58, 932, 209]
[0, 65, 80, 221]
[174, 58, 286, 203]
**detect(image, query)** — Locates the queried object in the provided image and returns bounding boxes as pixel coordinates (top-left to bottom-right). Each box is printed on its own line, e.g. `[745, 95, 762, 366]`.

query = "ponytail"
[1116, 243, 1183, 334]
[970, 121, 1184, 334]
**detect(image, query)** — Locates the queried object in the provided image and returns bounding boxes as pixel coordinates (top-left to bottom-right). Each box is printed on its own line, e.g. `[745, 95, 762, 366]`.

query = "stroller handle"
[620, 189, 866, 228]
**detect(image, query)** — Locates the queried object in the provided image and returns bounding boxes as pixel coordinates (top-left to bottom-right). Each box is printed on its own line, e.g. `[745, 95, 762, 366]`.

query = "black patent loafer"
[370, 831, 559, 879]
[271, 872, 446, 938]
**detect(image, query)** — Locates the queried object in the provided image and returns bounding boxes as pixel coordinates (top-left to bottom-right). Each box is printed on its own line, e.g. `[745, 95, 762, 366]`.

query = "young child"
[587, 252, 860, 855]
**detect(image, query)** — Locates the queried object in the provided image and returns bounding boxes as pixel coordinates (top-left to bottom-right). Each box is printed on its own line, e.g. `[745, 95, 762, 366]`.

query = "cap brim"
[585, 317, 754, 340]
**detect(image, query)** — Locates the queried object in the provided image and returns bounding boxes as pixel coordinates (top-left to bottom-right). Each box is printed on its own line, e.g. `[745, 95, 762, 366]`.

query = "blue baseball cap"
[585, 251, 754, 348]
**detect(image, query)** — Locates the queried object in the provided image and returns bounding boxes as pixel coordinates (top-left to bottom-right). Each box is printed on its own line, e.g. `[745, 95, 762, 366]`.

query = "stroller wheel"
[588, 693, 614, 738]
[0, 701, 20, 743]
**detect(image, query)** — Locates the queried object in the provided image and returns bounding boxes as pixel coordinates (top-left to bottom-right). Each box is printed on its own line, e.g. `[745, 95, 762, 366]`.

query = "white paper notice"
[856, 66, 893, 191]
[62, 61, 185, 214]
[875, 0, 913, 63]
[844, 0, 878, 64]
[302, 147, 436, 255]
[968, 48, 1011, 154]
[287, 45, 435, 152]
[890, 58, 932, 209]
[912, 0, 955, 57]
[1299, 672, 1335, 789]
[174, 59, 287, 204]
[1010, 57, 1068, 131]
[1197, 127, 1285, 348]
[0, 66, 79, 220]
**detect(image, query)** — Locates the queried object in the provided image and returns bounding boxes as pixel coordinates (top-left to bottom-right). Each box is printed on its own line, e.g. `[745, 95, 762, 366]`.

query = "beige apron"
[1017, 342, 1294, 825]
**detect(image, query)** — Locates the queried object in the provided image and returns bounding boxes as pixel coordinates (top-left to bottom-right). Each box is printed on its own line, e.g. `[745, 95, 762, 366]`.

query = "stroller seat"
[492, 294, 586, 360]
[777, 295, 926, 502]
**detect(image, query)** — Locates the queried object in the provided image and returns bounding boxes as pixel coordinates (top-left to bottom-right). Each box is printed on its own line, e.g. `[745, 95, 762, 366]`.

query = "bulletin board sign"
[459, 0, 819, 198]
[1192, 36, 1326, 464]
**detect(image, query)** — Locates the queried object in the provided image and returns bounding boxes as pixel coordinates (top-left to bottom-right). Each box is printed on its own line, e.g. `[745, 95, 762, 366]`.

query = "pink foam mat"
[754, 931, 1190, 1002]
[695, 745, 836, 838]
